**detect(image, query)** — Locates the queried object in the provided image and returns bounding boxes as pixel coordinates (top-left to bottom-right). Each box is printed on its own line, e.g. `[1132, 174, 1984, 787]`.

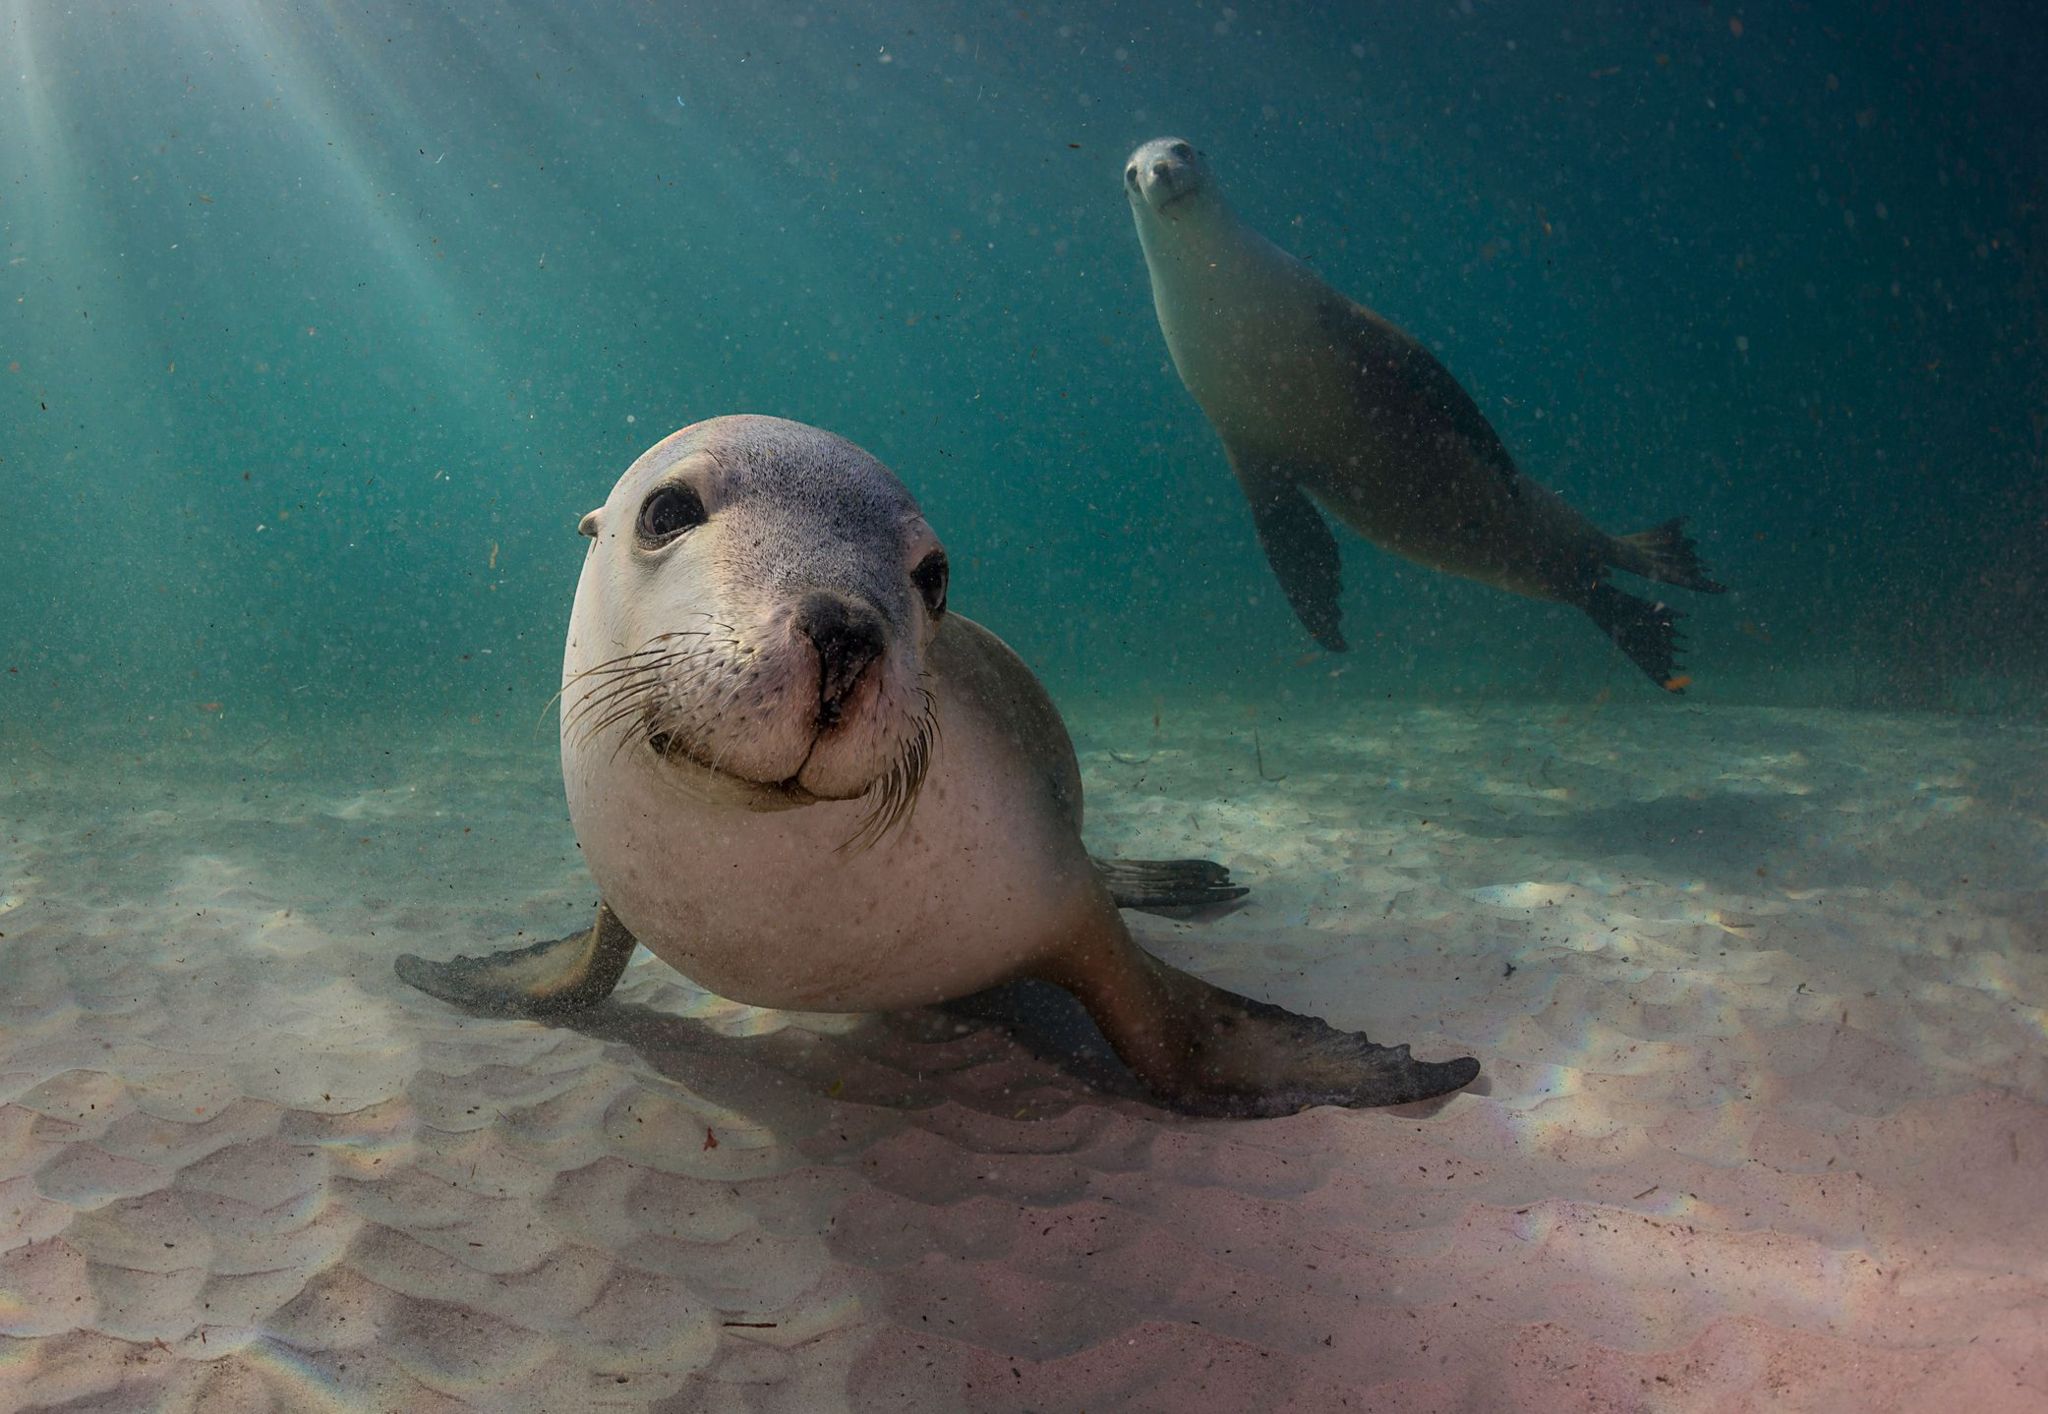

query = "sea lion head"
[1123, 137, 1219, 225]
[567, 415, 947, 838]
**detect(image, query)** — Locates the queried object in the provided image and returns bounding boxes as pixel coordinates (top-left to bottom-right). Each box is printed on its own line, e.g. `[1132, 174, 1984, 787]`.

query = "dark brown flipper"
[1092, 856, 1249, 911]
[1042, 910, 1479, 1118]
[395, 904, 637, 1016]
[1237, 472, 1347, 652]
[1615, 517, 1726, 594]
[1583, 581, 1689, 689]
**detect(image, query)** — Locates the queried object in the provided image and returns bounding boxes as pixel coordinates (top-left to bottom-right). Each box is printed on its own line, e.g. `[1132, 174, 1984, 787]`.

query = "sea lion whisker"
[585, 688, 662, 737]
[592, 706, 659, 759]
[579, 666, 701, 751]
[541, 654, 656, 734]
[571, 631, 754, 764]
[564, 688, 638, 743]
[562, 635, 706, 685]
[571, 653, 694, 708]
[601, 686, 688, 763]
[549, 640, 712, 734]
[563, 665, 659, 718]
[838, 674, 938, 852]
[564, 638, 730, 737]
[563, 670, 670, 740]
[566, 626, 721, 678]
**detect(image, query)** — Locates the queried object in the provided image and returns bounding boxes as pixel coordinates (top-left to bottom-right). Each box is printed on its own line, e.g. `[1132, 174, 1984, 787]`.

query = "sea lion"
[395, 415, 1478, 1118]
[1124, 137, 1725, 688]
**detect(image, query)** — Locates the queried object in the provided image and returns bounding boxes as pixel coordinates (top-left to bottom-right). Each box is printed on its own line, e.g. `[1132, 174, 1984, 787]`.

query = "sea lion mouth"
[644, 729, 821, 810]
[640, 695, 937, 849]
[644, 725, 805, 788]
[643, 706, 843, 792]
[1156, 187, 1196, 212]
[565, 629, 935, 846]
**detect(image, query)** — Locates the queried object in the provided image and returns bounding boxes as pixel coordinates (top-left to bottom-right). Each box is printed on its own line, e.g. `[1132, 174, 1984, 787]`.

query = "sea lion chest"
[1150, 244, 1350, 458]
[561, 693, 1087, 1015]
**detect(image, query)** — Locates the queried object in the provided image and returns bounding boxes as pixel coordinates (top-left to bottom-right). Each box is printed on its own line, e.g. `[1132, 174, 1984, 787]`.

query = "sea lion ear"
[578, 509, 602, 538]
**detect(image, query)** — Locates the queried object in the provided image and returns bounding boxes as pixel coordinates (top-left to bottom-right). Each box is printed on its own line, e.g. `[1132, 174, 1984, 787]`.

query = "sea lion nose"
[1152, 159, 1173, 181]
[795, 592, 884, 724]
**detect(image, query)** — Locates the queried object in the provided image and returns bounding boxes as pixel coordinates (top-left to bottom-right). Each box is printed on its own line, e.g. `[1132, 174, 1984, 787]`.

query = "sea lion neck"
[1132, 191, 1244, 275]
[1136, 195, 1328, 421]
[1135, 195, 1322, 322]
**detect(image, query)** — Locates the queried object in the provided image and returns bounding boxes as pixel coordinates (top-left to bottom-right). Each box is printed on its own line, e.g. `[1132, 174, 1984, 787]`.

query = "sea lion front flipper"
[1091, 856, 1249, 911]
[1041, 912, 1478, 1118]
[1232, 461, 1347, 651]
[395, 904, 638, 1016]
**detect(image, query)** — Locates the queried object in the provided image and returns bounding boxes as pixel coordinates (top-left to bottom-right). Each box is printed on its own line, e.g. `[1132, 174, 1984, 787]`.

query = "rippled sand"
[2, 700, 2044, 1411]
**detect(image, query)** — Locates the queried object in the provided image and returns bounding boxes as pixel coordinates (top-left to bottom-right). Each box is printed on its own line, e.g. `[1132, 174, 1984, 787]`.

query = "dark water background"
[5, 0, 2045, 741]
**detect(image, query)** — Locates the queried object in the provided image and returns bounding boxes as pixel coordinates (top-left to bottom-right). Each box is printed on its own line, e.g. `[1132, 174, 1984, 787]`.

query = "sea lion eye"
[911, 550, 949, 618]
[637, 483, 706, 546]
[1125, 165, 1139, 188]
[1170, 142, 1192, 159]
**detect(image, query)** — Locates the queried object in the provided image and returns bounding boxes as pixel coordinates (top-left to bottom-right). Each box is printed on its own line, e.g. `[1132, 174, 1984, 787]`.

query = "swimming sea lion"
[396, 415, 1478, 1117]
[1124, 137, 1725, 688]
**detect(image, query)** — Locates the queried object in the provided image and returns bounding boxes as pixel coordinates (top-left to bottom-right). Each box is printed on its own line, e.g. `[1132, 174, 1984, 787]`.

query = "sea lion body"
[1126, 137, 1723, 685]
[398, 415, 1479, 1117]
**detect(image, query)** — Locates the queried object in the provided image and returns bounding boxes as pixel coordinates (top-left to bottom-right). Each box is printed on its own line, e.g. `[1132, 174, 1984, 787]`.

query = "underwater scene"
[3, 1, 2045, 1409]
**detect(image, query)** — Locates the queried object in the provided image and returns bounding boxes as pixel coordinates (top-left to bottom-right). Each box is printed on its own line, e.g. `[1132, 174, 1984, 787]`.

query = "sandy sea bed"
[2, 698, 2045, 1411]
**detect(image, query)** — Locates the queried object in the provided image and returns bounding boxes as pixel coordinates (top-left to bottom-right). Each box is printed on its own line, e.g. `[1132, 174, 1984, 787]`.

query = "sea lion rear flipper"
[1614, 518, 1726, 594]
[1583, 581, 1688, 690]
[1042, 914, 1478, 1118]
[395, 904, 638, 1016]
[1092, 856, 1249, 911]
[1234, 466, 1347, 651]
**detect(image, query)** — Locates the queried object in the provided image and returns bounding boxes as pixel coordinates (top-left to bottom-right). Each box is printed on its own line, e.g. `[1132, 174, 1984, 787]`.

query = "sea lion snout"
[1125, 137, 1205, 213]
[794, 591, 885, 726]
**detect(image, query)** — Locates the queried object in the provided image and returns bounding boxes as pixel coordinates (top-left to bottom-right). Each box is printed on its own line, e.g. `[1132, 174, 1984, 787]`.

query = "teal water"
[7, 1, 2044, 736]
[6, 7, 2048, 1408]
